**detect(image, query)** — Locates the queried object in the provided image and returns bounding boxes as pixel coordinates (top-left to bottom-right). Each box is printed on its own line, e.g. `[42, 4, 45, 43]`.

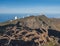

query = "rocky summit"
[0, 15, 60, 46]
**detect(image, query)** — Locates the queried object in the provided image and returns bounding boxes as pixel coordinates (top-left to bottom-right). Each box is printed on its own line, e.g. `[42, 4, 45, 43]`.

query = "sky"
[0, 0, 60, 14]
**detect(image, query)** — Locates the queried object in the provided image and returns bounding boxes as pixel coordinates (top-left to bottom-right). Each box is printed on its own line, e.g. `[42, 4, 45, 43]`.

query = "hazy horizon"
[0, 13, 60, 22]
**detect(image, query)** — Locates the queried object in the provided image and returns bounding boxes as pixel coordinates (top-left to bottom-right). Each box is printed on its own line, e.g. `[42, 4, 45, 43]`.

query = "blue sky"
[0, 0, 60, 14]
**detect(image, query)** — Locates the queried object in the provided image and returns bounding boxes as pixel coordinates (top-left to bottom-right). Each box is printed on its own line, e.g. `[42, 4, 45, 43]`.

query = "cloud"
[0, 6, 60, 14]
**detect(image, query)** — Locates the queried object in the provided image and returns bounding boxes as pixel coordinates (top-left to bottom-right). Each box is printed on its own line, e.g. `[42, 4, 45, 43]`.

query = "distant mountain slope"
[50, 18, 60, 31]
[0, 15, 58, 30]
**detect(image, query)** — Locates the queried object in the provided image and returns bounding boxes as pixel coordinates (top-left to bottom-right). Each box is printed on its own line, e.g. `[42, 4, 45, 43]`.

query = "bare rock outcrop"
[0, 15, 60, 46]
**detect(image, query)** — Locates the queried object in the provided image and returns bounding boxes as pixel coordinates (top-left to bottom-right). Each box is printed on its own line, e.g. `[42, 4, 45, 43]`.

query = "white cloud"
[0, 6, 60, 14]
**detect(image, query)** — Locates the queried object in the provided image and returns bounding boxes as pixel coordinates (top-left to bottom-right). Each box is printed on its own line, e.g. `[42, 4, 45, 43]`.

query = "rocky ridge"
[0, 15, 60, 46]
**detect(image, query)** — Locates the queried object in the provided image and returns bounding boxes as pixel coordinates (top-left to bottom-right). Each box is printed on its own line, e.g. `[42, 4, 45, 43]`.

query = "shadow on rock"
[48, 29, 60, 38]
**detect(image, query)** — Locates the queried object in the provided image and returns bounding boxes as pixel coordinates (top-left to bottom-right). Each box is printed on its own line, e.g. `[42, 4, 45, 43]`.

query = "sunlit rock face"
[0, 15, 60, 46]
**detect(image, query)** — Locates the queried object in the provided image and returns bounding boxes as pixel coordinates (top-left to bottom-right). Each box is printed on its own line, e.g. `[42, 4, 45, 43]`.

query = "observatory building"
[15, 16, 18, 20]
